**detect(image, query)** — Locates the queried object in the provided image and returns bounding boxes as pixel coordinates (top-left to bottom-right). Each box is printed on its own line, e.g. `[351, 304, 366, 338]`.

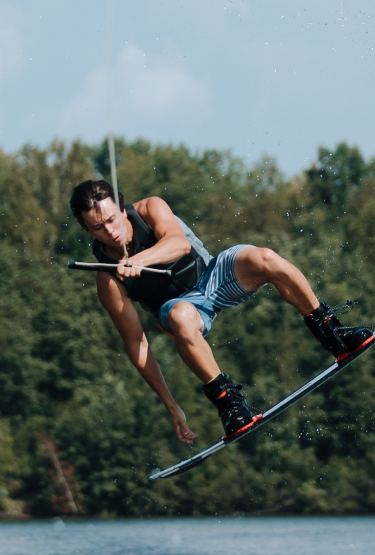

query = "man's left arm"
[118, 197, 191, 278]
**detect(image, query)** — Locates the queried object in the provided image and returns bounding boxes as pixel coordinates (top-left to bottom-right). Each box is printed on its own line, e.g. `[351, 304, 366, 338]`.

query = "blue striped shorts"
[158, 245, 254, 337]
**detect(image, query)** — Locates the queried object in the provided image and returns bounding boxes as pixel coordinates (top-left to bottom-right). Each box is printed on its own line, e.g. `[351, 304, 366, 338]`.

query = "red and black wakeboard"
[149, 334, 375, 481]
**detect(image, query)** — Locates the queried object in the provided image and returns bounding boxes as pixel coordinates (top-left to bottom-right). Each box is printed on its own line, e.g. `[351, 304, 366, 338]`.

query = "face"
[82, 197, 127, 249]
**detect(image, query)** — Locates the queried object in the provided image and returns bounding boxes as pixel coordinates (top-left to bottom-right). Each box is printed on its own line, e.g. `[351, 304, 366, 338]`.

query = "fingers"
[169, 406, 199, 445]
[178, 427, 199, 445]
[116, 258, 143, 280]
[184, 429, 199, 439]
[117, 266, 142, 280]
[179, 435, 194, 445]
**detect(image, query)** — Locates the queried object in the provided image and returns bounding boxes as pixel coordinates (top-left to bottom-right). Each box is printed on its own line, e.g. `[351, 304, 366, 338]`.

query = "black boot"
[304, 301, 373, 358]
[202, 373, 262, 438]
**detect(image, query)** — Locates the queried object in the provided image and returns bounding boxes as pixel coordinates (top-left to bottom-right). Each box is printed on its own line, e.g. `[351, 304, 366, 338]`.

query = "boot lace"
[326, 300, 373, 330]
[219, 381, 249, 404]
[329, 300, 353, 317]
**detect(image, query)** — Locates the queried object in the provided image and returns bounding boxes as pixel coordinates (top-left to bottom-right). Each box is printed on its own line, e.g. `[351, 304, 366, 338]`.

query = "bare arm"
[96, 271, 199, 444]
[117, 197, 191, 278]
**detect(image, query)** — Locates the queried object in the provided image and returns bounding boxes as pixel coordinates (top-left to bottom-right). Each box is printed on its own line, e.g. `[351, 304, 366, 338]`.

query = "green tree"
[305, 142, 367, 211]
[1, 137, 375, 516]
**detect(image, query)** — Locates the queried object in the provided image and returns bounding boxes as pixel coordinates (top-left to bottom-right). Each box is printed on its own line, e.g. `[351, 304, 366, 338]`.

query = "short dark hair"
[70, 179, 125, 229]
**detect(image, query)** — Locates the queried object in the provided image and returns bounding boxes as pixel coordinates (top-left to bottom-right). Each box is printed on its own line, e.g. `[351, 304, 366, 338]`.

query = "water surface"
[0, 516, 373, 555]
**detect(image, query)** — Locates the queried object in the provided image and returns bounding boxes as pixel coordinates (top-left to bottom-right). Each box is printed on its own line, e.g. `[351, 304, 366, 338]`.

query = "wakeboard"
[149, 333, 375, 481]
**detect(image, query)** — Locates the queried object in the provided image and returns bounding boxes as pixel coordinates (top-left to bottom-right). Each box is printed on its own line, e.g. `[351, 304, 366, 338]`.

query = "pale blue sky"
[1, 0, 374, 176]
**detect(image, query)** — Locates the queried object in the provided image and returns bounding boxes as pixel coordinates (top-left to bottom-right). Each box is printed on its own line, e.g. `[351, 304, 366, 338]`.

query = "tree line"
[0, 138, 374, 517]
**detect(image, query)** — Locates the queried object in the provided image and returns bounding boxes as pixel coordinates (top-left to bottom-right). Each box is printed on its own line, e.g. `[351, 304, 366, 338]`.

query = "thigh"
[199, 245, 255, 309]
[234, 245, 270, 292]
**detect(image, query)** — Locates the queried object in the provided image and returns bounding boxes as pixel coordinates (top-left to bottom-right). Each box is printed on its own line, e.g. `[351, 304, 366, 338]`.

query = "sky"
[0, 0, 374, 177]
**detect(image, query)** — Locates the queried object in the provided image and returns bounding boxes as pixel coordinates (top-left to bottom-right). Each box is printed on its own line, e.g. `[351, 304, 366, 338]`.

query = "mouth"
[113, 235, 121, 243]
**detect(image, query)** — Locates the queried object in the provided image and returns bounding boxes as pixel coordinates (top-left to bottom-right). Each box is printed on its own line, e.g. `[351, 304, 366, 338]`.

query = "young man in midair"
[70, 180, 372, 444]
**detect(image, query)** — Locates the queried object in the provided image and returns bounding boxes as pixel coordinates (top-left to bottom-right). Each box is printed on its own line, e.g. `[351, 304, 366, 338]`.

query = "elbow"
[183, 239, 192, 256]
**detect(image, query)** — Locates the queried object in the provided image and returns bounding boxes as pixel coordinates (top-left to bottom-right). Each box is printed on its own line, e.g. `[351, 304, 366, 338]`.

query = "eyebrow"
[91, 213, 116, 228]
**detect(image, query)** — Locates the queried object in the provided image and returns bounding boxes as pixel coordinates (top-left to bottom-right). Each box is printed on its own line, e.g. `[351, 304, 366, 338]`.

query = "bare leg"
[168, 302, 221, 383]
[234, 246, 319, 316]
[168, 247, 319, 383]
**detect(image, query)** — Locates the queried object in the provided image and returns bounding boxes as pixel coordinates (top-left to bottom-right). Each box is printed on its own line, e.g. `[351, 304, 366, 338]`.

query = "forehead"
[82, 197, 117, 228]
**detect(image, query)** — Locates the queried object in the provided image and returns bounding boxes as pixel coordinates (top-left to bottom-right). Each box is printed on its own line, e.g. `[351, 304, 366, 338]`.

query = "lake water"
[0, 516, 373, 555]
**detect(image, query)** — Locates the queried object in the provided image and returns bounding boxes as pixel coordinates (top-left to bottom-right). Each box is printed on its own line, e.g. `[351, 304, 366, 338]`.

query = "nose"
[104, 223, 113, 234]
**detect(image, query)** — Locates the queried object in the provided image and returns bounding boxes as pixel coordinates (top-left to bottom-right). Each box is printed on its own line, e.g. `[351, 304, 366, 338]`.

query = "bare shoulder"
[133, 197, 172, 221]
[132, 197, 150, 216]
[133, 197, 184, 238]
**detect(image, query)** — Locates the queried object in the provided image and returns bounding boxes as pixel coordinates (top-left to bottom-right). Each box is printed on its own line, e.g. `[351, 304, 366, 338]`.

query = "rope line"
[105, 0, 128, 265]
[69, 2, 171, 277]
[108, 131, 128, 264]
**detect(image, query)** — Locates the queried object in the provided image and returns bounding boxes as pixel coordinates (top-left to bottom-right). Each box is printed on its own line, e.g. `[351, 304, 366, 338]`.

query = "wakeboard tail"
[148, 333, 375, 481]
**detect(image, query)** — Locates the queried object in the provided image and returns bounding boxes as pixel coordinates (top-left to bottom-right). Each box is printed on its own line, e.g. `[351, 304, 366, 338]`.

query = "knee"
[168, 302, 200, 339]
[249, 247, 284, 278]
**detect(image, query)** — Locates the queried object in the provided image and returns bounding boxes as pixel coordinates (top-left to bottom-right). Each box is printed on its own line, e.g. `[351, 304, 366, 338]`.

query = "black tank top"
[92, 204, 211, 316]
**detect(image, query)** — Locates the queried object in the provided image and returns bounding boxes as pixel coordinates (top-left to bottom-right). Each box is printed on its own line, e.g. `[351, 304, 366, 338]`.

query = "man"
[70, 179, 372, 444]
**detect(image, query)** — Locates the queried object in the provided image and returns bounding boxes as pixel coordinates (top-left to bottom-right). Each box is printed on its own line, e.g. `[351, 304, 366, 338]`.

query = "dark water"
[0, 516, 374, 555]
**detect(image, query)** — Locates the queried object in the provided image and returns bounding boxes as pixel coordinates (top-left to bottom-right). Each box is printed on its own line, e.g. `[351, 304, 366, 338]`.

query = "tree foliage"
[0, 139, 375, 516]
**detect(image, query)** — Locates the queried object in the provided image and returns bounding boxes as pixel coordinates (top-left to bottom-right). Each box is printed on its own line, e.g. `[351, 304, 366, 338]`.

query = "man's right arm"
[95, 271, 199, 445]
